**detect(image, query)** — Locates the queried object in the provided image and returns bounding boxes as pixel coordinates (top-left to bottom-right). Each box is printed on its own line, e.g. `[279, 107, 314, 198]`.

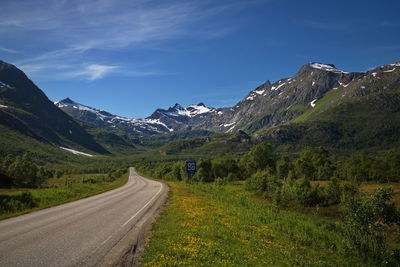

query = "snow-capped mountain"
[55, 98, 172, 135]
[147, 103, 223, 131]
[55, 61, 400, 137]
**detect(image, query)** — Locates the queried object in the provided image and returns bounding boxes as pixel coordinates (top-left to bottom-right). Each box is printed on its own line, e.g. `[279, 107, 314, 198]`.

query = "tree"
[171, 162, 182, 181]
[276, 156, 293, 179]
[246, 142, 276, 174]
[8, 154, 39, 188]
[212, 156, 239, 181]
[295, 147, 333, 180]
[197, 159, 213, 182]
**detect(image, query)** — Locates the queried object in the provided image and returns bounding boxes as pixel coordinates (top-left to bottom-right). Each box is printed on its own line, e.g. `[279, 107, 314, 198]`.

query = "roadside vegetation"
[138, 143, 400, 265]
[0, 153, 128, 219]
[141, 182, 365, 266]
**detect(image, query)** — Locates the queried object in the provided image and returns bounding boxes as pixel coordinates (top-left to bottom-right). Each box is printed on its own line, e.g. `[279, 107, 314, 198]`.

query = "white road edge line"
[101, 235, 113, 245]
[122, 182, 163, 227]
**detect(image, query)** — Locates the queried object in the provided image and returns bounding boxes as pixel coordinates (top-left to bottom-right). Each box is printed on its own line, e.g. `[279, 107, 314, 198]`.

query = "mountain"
[0, 60, 108, 155]
[56, 97, 228, 135]
[147, 103, 222, 131]
[256, 62, 400, 151]
[55, 98, 172, 136]
[59, 62, 393, 136]
[3, 58, 399, 157]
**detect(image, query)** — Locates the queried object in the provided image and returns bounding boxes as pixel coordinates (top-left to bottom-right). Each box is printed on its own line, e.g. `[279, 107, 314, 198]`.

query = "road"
[0, 168, 166, 266]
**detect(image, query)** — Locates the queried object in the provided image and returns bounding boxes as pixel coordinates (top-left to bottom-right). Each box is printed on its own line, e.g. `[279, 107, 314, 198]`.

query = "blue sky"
[1, 0, 400, 118]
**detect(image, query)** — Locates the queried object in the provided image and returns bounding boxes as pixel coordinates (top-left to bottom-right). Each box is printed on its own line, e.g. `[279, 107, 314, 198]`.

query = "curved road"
[0, 168, 166, 266]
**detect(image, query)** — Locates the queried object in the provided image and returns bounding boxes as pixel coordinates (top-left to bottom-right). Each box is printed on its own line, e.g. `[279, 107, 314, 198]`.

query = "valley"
[1, 59, 400, 266]
[2, 1, 400, 266]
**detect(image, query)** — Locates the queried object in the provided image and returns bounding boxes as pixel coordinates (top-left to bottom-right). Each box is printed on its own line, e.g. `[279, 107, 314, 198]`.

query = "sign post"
[185, 160, 197, 183]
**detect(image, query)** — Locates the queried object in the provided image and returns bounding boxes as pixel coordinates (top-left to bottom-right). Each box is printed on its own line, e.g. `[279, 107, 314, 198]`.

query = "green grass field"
[0, 171, 128, 219]
[141, 181, 367, 266]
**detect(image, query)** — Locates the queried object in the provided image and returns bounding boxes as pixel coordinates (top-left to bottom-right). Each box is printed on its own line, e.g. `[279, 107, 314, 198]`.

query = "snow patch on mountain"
[310, 63, 349, 74]
[310, 99, 317, 108]
[339, 81, 351, 88]
[271, 82, 286, 91]
[223, 122, 235, 127]
[0, 81, 12, 88]
[60, 147, 93, 157]
[384, 68, 396, 73]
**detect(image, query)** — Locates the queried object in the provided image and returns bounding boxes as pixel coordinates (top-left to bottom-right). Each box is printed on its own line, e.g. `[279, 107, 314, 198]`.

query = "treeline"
[51, 160, 132, 178]
[82, 168, 127, 184]
[0, 153, 133, 188]
[0, 153, 53, 188]
[138, 143, 400, 184]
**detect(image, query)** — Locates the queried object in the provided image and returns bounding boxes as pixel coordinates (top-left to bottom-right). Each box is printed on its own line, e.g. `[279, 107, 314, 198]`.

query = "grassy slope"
[0, 171, 128, 219]
[141, 182, 365, 266]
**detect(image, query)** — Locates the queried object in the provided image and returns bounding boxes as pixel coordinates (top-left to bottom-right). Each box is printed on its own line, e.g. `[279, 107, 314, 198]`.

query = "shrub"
[245, 170, 280, 196]
[342, 188, 400, 262]
[280, 177, 322, 206]
[0, 192, 38, 213]
[321, 178, 342, 206]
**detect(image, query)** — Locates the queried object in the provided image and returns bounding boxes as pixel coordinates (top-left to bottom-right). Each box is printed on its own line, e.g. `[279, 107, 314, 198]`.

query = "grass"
[141, 181, 366, 266]
[0, 171, 128, 219]
[292, 86, 344, 123]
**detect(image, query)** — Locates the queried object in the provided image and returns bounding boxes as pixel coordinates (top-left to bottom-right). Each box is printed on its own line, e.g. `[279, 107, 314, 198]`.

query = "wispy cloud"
[1, 0, 243, 81]
[64, 64, 120, 81]
[0, 47, 20, 54]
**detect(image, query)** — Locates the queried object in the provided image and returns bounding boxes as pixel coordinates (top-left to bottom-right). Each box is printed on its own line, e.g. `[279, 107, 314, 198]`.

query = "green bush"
[321, 178, 342, 206]
[0, 153, 52, 188]
[0, 192, 38, 213]
[342, 188, 400, 262]
[245, 170, 279, 194]
[280, 177, 322, 206]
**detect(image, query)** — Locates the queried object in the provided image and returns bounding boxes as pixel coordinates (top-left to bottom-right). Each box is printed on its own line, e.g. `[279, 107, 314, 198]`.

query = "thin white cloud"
[17, 61, 167, 81]
[1, 0, 247, 81]
[66, 64, 120, 81]
[0, 47, 20, 54]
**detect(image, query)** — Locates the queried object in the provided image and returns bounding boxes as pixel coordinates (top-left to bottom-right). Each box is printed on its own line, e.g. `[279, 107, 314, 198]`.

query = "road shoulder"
[97, 178, 169, 267]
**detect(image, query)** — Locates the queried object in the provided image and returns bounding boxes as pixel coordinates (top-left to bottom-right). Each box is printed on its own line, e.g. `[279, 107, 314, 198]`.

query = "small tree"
[247, 142, 276, 173]
[8, 154, 39, 188]
[276, 156, 293, 179]
[342, 187, 400, 262]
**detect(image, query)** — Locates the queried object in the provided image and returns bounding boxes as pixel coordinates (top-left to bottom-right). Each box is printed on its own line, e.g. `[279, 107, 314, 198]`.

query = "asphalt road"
[0, 168, 166, 266]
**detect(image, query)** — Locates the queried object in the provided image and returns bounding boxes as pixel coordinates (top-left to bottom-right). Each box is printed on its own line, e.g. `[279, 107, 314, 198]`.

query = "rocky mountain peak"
[56, 97, 75, 105]
[172, 103, 183, 109]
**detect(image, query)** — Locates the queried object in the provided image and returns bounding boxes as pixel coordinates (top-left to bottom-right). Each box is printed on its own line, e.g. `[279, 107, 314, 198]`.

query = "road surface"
[0, 168, 166, 266]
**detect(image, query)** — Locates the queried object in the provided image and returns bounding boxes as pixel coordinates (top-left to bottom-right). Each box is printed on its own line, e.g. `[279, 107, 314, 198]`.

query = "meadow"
[141, 181, 370, 266]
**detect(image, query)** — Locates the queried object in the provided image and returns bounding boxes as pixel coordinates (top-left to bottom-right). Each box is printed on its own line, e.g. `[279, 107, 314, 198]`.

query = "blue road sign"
[186, 160, 197, 174]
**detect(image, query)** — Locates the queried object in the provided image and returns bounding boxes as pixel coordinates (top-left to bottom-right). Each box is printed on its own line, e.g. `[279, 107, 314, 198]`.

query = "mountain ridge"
[0, 60, 109, 155]
[57, 61, 398, 136]
[2, 59, 400, 156]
